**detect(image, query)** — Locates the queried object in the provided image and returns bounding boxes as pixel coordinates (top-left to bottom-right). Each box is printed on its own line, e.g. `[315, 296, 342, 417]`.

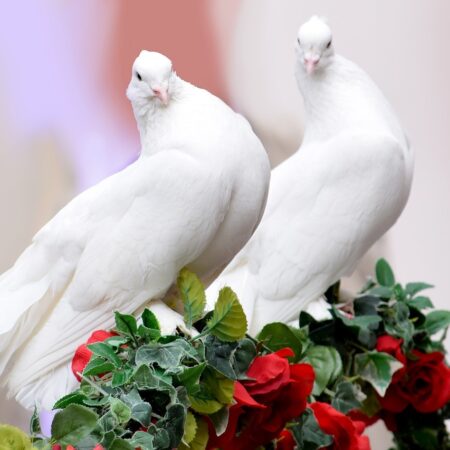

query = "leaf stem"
[77, 372, 109, 397]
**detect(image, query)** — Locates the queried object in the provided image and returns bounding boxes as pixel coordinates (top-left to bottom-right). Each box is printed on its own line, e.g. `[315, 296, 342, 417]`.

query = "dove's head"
[296, 16, 334, 75]
[127, 51, 176, 108]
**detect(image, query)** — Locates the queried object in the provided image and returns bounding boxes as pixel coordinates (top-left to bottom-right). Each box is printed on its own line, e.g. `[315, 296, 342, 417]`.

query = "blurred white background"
[0, 1, 449, 448]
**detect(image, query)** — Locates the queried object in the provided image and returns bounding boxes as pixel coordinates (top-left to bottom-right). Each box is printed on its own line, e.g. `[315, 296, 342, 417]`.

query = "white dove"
[207, 16, 413, 334]
[0, 51, 270, 409]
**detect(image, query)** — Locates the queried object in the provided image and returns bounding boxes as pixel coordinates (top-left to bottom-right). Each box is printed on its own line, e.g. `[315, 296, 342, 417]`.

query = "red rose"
[207, 348, 314, 450]
[310, 402, 371, 450]
[376, 335, 450, 413]
[71, 330, 117, 380]
[275, 429, 296, 450]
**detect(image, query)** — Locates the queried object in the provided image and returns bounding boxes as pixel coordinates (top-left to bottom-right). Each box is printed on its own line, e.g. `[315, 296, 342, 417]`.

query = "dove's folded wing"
[2, 150, 230, 406]
[246, 132, 408, 331]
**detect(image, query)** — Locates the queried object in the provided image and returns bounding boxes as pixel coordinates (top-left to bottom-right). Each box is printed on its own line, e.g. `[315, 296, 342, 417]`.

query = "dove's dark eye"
[297, 37, 301, 45]
[326, 40, 332, 49]
[136, 72, 142, 81]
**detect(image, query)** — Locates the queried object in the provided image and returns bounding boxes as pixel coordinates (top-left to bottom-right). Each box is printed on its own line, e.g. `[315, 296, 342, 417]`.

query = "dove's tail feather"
[0, 243, 69, 378]
[206, 258, 257, 332]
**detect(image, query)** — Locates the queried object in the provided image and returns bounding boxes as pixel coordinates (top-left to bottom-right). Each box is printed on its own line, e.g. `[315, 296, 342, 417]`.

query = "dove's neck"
[296, 54, 405, 146]
[132, 77, 186, 156]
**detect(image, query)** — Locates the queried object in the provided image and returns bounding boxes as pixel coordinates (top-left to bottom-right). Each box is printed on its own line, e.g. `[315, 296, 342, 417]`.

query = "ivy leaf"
[110, 438, 134, 450]
[111, 368, 133, 388]
[129, 431, 154, 450]
[407, 296, 434, 310]
[87, 342, 122, 368]
[291, 409, 333, 449]
[207, 287, 247, 341]
[257, 322, 306, 361]
[208, 407, 229, 437]
[142, 308, 161, 331]
[110, 398, 132, 425]
[354, 351, 404, 396]
[405, 282, 434, 297]
[233, 338, 257, 379]
[204, 336, 238, 379]
[178, 268, 206, 328]
[303, 345, 343, 395]
[331, 382, 364, 414]
[114, 312, 138, 337]
[335, 310, 381, 347]
[420, 310, 450, 335]
[135, 340, 191, 369]
[375, 258, 395, 287]
[156, 403, 186, 449]
[0, 424, 33, 449]
[51, 404, 98, 445]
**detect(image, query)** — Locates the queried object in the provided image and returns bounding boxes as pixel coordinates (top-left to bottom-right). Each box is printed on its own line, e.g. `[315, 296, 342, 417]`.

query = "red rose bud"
[310, 402, 371, 450]
[207, 347, 314, 450]
[71, 330, 117, 380]
[376, 335, 450, 413]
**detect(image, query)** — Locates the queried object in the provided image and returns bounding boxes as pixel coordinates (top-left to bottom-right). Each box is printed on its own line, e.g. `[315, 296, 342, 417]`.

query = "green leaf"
[336, 310, 381, 347]
[257, 322, 306, 361]
[354, 351, 404, 396]
[142, 308, 161, 331]
[291, 409, 333, 450]
[407, 296, 434, 310]
[203, 370, 235, 404]
[53, 391, 88, 409]
[105, 335, 129, 347]
[207, 287, 247, 341]
[182, 411, 197, 445]
[135, 340, 192, 369]
[110, 397, 132, 425]
[366, 286, 393, 299]
[111, 368, 133, 387]
[204, 336, 237, 379]
[331, 382, 364, 414]
[178, 268, 206, 328]
[156, 403, 186, 449]
[0, 424, 33, 450]
[30, 407, 41, 435]
[420, 310, 450, 335]
[208, 407, 229, 438]
[131, 402, 152, 427]
[303, 346, 343, 395]
[375, 258, 395, 287]
[114, 312, 138, 337]
[130, 431, 154, 450]
[177, 363, 206, 391]
[87, 342, 122, 367]
[137, 325, 161, 341]
[405, 282, 434, 297]
[110, 438, 134, 450]
[189, 392, 223, 415]
[179, 417, 209, 450]
[233, 338, 257, 379]
[51, 404, 98, 445]
[82, 357, 115, 377]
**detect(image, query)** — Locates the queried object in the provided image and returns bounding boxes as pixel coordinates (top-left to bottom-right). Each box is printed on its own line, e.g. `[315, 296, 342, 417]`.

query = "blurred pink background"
[1, 2, 449, 448]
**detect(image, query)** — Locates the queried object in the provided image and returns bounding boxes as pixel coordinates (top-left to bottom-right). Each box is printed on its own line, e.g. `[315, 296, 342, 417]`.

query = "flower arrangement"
[2, 260, 449, 449]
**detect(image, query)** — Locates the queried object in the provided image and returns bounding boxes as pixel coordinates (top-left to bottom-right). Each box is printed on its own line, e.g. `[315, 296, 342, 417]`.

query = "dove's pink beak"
[304, 56, 320, 75]
[152, 86, 169, 105]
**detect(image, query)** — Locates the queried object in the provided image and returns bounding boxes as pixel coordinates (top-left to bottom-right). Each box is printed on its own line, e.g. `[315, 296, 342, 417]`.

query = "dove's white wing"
[2, 150, 230, 407]
[209, 131, 409, 333]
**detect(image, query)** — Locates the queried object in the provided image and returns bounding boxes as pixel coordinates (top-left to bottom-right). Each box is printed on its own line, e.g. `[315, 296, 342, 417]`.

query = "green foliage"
[291, 409, 333, 450]
[376, 258, 396, 287]
[257, 322, 307, 361]
[178, 268, 206, 328]
[303, 345, 342, 395]
[207, 287, 247, 341]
